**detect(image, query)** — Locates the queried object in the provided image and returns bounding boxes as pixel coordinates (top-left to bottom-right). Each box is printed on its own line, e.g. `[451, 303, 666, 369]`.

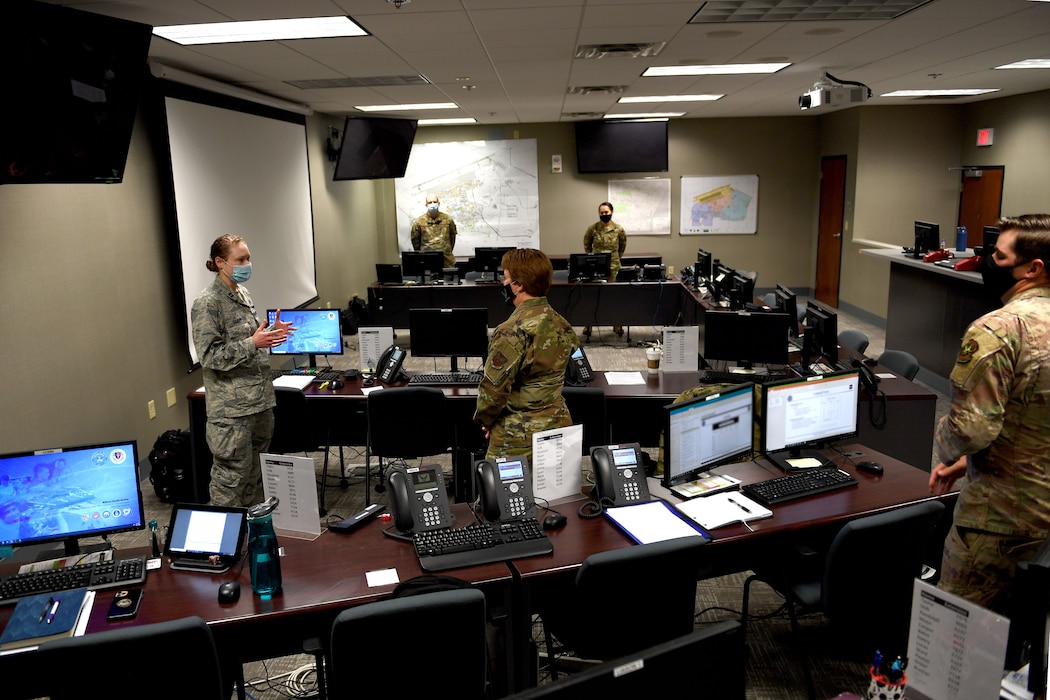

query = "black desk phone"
[388, 465, 452, 533]
[476, 456, 537, 522]
[566, 346, 594, 384]
[591, 443, 650, 505]
[376, 344, 407, 383]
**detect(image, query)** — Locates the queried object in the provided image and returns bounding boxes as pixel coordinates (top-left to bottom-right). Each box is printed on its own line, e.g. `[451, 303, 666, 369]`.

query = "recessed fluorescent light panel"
[643, 63, 790, 77]
[356, 103, 458, 112]
[604, 113, 683, 119]
[881, 89, 1000, 97]
[995, 58, 1050, 69]
[419, 118, 478, 126]
[619, 94, 723, 103]
[154, 16, 367, 45]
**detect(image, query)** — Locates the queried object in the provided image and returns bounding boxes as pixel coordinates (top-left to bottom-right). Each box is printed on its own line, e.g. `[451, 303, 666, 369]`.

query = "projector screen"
[162, 93, 317, 365]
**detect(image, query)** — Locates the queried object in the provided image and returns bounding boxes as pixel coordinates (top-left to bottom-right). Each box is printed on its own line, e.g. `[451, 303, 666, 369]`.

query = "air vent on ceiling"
[561, 112, 606, 119]
[285, 75, 429, 90]
[689, 0, 933, 23]
[567, 86, 627, 95]
[575, 42, 666, 59]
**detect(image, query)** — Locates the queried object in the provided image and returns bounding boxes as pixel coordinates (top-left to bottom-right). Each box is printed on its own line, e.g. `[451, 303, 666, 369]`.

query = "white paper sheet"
[261, 453, 321, 537]
[531, 425, 583, 503]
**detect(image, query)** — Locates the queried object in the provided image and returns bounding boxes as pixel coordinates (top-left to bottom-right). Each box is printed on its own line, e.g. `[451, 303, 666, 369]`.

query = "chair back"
[562, 386, 607, 453]
[822, 500, 944, 649]
[837, 329, 870, 355]
[878, 349, 921, 381]
[571, 537, 706, 659]
[269, 386, 315, 453]
[39, 616, 224, 699]
[329, 588, 488, 699]
[367, 386, 453, 459]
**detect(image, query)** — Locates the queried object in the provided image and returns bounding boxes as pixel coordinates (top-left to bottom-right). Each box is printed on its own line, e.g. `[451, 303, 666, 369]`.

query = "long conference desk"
[1, 444, 956, 699]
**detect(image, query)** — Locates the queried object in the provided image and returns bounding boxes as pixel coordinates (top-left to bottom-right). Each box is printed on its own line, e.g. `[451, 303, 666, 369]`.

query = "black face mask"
[980, 254, 1024, 303]
[599, 213, 612, 224]
[502, 282, 517, 306]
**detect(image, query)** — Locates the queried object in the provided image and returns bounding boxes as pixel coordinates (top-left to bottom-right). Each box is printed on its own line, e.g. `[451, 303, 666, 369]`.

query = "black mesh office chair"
[837, 329, 870, 355]
[562, 386, 607, 454]
[269, 386, 315, 454]
[538, 537, 707, 679]
[328, 589, 489, 699]
[741, 500, 945, 699]
[365, 386, 455, 504]
[878, 349, 921, 381]
[38, 616, 225, 699]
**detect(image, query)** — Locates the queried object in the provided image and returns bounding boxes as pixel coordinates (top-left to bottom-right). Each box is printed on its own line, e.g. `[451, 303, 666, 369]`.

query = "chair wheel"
[375, 483, 386, 493]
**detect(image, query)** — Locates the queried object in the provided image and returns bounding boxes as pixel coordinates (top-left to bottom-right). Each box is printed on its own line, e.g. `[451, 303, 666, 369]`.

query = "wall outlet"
[166, 388, 177, 408]
[147, 400, 157, 420]
[326, 301, 331, 309]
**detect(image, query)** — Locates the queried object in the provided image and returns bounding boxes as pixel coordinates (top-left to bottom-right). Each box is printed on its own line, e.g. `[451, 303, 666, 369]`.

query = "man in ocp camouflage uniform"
[475, 249, 578, 461]
[410, 193, 458, 268]
[930, 214, 1050, 614]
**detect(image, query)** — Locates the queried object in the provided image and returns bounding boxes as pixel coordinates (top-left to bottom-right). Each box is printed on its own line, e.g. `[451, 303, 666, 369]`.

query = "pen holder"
[868, 667, 906, 700]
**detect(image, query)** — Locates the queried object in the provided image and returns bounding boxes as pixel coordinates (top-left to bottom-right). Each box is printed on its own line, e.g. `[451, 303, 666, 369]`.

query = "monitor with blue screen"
[267, 308, 344, 368]
[0, 440, 145, 555]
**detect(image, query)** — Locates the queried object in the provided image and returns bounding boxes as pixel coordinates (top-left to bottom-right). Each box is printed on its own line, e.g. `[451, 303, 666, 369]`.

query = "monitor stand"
[765, 447, 830, 473]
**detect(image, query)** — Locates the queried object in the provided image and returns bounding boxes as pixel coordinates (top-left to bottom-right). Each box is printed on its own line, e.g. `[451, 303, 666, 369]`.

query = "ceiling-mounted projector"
[799, 72, 871, 111]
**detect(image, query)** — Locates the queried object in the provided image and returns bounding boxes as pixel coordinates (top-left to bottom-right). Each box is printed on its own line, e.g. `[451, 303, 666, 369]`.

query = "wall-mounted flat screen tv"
[574, 120, 669, 174]
[333, 116, 418, 181]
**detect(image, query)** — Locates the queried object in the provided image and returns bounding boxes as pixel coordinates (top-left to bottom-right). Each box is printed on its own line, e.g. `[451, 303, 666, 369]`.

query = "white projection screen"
[163, 94, 317, 365]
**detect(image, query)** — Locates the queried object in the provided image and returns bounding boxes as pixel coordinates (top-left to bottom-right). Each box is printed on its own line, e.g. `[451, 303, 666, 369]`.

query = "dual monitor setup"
[909, 220, 1001, 259]
[664, 370, 861, 486]
[694, 248, 758, 311]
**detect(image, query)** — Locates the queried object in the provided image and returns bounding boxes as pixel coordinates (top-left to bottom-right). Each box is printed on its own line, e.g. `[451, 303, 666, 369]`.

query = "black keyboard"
[408, 372, 483, 386]
[414, 520, 552, 572]
[271, 369, 342, 382]
[741, 468, 858, 506]
[700, 370, 791, 385]
[0, 554, 147, 606]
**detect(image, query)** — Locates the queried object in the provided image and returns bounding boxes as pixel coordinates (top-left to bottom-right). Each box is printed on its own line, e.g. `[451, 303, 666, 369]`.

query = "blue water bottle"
[956, 226, 968, 252]
[247, 496, 282, 598]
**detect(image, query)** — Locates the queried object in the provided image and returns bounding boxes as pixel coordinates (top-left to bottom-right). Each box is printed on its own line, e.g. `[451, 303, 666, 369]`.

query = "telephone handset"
[476, 456, 537, 522]
[388, 465, 453, 533]
[565, 346, 594, 385]
[376, 344, 407, 383]
[590, 443, 650, 506]
[852, 359, 880, 393]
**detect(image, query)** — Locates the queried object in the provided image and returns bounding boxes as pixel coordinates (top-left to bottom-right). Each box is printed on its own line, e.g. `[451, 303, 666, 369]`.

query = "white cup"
[646, 347, 663, 374]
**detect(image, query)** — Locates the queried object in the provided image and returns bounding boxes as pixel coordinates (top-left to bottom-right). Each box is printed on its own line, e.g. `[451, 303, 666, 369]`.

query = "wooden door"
[815, 156, 847, 307]
[957, 166, 1003, 249]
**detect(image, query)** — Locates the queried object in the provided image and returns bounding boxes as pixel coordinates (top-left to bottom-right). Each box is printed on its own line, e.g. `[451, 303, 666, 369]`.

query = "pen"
[46, 598, 60, 624]
[727, 497, 752, 514]
[318, 381, 330, 390]
[39, 597, 54, 623]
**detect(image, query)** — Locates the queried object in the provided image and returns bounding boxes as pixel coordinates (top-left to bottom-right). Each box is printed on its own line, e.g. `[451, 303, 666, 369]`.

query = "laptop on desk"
[164, 503, 248, 574]
[376, 263, 404, 285]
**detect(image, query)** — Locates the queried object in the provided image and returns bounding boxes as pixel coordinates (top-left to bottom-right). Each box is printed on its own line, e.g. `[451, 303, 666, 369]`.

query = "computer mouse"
[856, 461, 883, 475]
[217, 581, 241, 604]
[543, 512, 568, 531]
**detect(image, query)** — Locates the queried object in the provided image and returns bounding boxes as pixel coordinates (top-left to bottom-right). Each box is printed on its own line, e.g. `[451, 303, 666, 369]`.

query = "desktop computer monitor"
[473, 246, 514, 282]
[409, 307, 489, 372]
[401, 251, 444, 282]
[773, 284, 799, 337]
[1006, 535, 1050, 698]
[758, 370, 860, 472]
[0, 439, 146, 555]
[267, 308, 344, 368]
[663, 383, 755, 488]
[803, 301, 839, 361]
[981, 226, 1001, 255]
[696, 248, 714, 281]
[703, 310, 791, 370]
[711, 262, 734, 301]
[568, 252, 612, 282]
[728, 271, 756, 310]
[914, 220, 941, 256]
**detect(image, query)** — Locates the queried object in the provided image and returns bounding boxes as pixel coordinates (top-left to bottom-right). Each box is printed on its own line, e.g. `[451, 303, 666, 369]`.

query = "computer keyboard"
[741, 468, 858, 506]
[271, 369, 342, 382]
[413, 519, 553, 572]
[0, 554, 147, 606]
[408, 371, 484, 386]
[700, 370, 791, 385]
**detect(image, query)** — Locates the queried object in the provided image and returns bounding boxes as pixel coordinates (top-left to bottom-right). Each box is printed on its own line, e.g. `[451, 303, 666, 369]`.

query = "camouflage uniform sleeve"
[583, 225, 594, 253]
[448, 216, 457, 250]
[191, 294, 257, 372]
[618, 226, 627, 255]
[935, 316, 1015, 465]
[474, 325, 524, 428]
[410, 218, 422, 251]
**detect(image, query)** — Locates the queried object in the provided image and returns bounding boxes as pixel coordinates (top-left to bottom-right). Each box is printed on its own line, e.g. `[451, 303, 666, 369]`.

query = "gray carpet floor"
[105, 305, 947, 699]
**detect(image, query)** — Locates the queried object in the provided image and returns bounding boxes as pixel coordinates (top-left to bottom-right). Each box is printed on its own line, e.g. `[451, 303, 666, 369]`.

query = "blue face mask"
[427, 203, 439, 215]
[228, 262, 252, 283]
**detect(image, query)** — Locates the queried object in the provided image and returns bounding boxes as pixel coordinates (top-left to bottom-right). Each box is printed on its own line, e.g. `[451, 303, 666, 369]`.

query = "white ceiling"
[49, 0, 1050, 122]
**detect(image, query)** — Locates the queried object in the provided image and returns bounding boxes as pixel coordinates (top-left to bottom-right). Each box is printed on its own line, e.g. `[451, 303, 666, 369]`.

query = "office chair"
[537, 537, 707, 679]
[562, 386, 607, 454]
[878, 349, 921, 381]
[365, 386, 455, 504]
[269, 386, 315, 454]
[837, 329, 870, 355]
[37, 615, 225, 699]
[328, 589, 489, 699]
[741, 500, 944, 700]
